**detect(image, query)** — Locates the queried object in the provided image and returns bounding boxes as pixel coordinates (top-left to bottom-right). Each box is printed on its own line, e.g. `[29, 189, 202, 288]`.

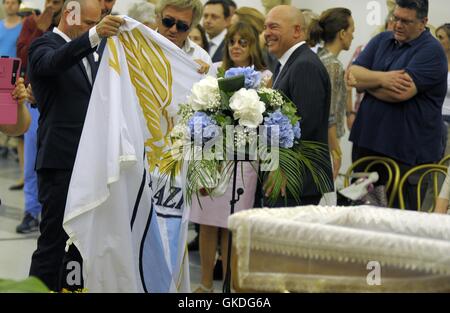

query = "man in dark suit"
[28, 0, 123, 291]
[263, 5, 333, 206]
[202, 0, 230, 62]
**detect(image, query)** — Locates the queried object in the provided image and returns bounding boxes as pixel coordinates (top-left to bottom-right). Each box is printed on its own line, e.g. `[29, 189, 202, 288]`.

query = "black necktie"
[87, 53, 97, 84]
[273, 61, 281, 83]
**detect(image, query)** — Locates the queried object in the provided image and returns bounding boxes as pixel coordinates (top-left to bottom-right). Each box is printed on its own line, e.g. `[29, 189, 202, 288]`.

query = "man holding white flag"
[28, 0, 123, 292]
[63, 13, 205, 291]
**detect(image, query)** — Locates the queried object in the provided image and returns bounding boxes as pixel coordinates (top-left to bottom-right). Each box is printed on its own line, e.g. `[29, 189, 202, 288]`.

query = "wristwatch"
[346, 111, 357, 117]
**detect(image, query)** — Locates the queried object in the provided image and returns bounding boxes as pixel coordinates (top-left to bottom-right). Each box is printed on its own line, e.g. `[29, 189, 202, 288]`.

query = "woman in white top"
[436, 24, 450, 156]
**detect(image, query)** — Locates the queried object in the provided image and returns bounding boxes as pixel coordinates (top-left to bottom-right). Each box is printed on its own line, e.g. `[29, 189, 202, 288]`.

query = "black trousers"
[30, 169, 83, 291]
[352, 145, 429, 210]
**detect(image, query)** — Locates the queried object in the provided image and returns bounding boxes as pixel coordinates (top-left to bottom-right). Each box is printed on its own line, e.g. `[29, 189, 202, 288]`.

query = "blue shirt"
[350, 30, 448, 165]
[0, 20, 22, 57]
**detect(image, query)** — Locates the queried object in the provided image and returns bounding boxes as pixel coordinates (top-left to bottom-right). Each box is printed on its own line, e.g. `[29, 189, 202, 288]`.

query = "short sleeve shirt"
[350, 30, 448, 165]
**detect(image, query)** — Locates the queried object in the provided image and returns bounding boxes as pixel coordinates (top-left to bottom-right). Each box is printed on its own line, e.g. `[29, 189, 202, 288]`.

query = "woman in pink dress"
[190, 21, 272, 292]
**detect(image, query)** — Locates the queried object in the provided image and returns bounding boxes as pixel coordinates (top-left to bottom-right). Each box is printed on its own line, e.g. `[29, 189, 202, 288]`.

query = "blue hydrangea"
[263, 110, 296, 148]
[224, 66, 262, 89]
[293, 121, 301, 140]
[187, 112, 220, 143]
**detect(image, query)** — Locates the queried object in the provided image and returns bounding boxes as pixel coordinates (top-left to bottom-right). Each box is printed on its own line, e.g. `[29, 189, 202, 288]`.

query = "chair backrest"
[398, 164, 448, 211]
[344, 156, 400, 208]
[439, 154, 450, 166]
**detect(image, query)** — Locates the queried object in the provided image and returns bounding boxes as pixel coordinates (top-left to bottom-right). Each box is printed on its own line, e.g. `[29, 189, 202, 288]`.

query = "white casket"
[228, 206, 450, 292]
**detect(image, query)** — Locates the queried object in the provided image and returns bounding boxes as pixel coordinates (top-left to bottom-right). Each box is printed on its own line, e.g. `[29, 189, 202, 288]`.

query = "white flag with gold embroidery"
[63, 17, 203, 292]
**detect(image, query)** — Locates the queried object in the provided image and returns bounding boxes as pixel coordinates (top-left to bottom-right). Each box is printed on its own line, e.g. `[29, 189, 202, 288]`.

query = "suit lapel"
[78, 61, 91, 87]
[273, 44, 309, 89]
[212, 40, 225, 62]
[51, 32, 92, 88]
[87, 53, 98, 84]
[97, 38, 107, 59]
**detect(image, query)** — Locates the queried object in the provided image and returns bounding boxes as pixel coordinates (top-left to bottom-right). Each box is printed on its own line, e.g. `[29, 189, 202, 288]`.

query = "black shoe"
[188, 235, 199, 251]
[16, 213, 39, 234]
[213, 259, 223, 281]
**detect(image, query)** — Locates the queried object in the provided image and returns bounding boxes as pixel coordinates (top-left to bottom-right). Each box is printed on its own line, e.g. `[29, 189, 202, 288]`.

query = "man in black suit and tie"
[28, 0, 123, 291]
[263, 5, 333, 206]
[203, 0, 231, 62]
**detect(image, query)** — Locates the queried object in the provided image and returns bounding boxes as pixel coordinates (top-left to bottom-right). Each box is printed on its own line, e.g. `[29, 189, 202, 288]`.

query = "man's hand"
[33, 6, 54, 32]
[345, 70, 357, 91]
[12, 78, 27, 106]
[96, 15, 125, 38]
[194, 59, 210, 74]
[380, 70, 413, 93]
[263, 171, 286, 198]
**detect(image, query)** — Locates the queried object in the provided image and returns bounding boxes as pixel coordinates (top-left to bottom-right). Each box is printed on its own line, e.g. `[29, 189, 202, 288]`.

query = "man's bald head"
[60, 0, 101, 39]
[62, 0, 100, 13]
[264, 5, 306, 58]
[269, 5, 305, 30]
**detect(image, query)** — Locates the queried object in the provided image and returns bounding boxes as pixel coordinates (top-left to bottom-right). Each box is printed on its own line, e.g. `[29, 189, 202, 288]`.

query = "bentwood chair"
[398, 164, 448, 211]
[344, 156, 401, 208]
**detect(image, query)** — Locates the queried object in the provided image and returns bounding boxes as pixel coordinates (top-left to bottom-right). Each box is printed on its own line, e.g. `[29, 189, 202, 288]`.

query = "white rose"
[188, 76, 220, 111]
[234, 108, 265, 128]
[229, 88, 266, 128]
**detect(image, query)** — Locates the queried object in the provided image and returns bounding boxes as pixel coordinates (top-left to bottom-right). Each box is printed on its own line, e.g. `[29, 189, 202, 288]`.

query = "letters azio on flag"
[63, 17, 203, 292]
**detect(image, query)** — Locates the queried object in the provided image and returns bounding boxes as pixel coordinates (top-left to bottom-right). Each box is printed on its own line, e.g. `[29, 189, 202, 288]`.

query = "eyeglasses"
[161, 17, 190, 32]
[391, 15, 420, 26]
[228, 38, 249, 48]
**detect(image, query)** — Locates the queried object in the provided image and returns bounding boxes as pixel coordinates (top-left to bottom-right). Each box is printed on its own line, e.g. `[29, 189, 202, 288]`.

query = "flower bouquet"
[162, 66, 331, 205]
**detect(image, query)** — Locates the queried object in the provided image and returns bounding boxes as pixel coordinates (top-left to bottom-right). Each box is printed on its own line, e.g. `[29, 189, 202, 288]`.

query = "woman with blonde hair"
[189, 21, 271, 293]
[300, 8, 320, 51]
[231, 7, 265, 34]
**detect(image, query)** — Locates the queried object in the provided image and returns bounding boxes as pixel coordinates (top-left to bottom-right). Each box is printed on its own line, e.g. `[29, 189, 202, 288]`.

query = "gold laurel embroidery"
[107, 38, 121, 75]
[119, 28, 173, 170]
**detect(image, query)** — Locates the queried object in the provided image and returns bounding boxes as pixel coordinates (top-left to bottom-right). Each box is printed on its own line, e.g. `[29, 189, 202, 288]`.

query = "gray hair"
[155, 0, 204, 29]
[128, 1, 156, 25]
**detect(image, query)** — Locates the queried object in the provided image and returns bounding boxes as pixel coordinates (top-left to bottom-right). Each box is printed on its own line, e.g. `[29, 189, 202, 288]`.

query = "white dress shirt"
[207, 28, 227, 58]
[53, 27, 101, 85]
[277, 41, 305, 77]
[182, 37, 216, 77]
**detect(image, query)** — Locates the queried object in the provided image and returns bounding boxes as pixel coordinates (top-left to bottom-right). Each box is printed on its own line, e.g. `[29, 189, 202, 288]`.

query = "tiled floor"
[0, 153, 223, 292]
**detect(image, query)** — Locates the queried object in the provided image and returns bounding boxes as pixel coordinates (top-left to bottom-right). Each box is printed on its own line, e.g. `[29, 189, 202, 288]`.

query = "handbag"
[337, 172, 388, 207]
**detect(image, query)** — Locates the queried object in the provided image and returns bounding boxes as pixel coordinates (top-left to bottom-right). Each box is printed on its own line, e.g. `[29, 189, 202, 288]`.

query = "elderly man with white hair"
[156, 0, 214, 75]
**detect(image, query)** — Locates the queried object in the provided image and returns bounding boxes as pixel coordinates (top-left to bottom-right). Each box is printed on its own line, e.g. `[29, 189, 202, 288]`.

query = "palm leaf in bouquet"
[260, 139, 332, 205]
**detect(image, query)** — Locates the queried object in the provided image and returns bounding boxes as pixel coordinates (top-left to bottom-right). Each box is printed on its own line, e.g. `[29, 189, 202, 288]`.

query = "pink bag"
[0, 57, 21, 125]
